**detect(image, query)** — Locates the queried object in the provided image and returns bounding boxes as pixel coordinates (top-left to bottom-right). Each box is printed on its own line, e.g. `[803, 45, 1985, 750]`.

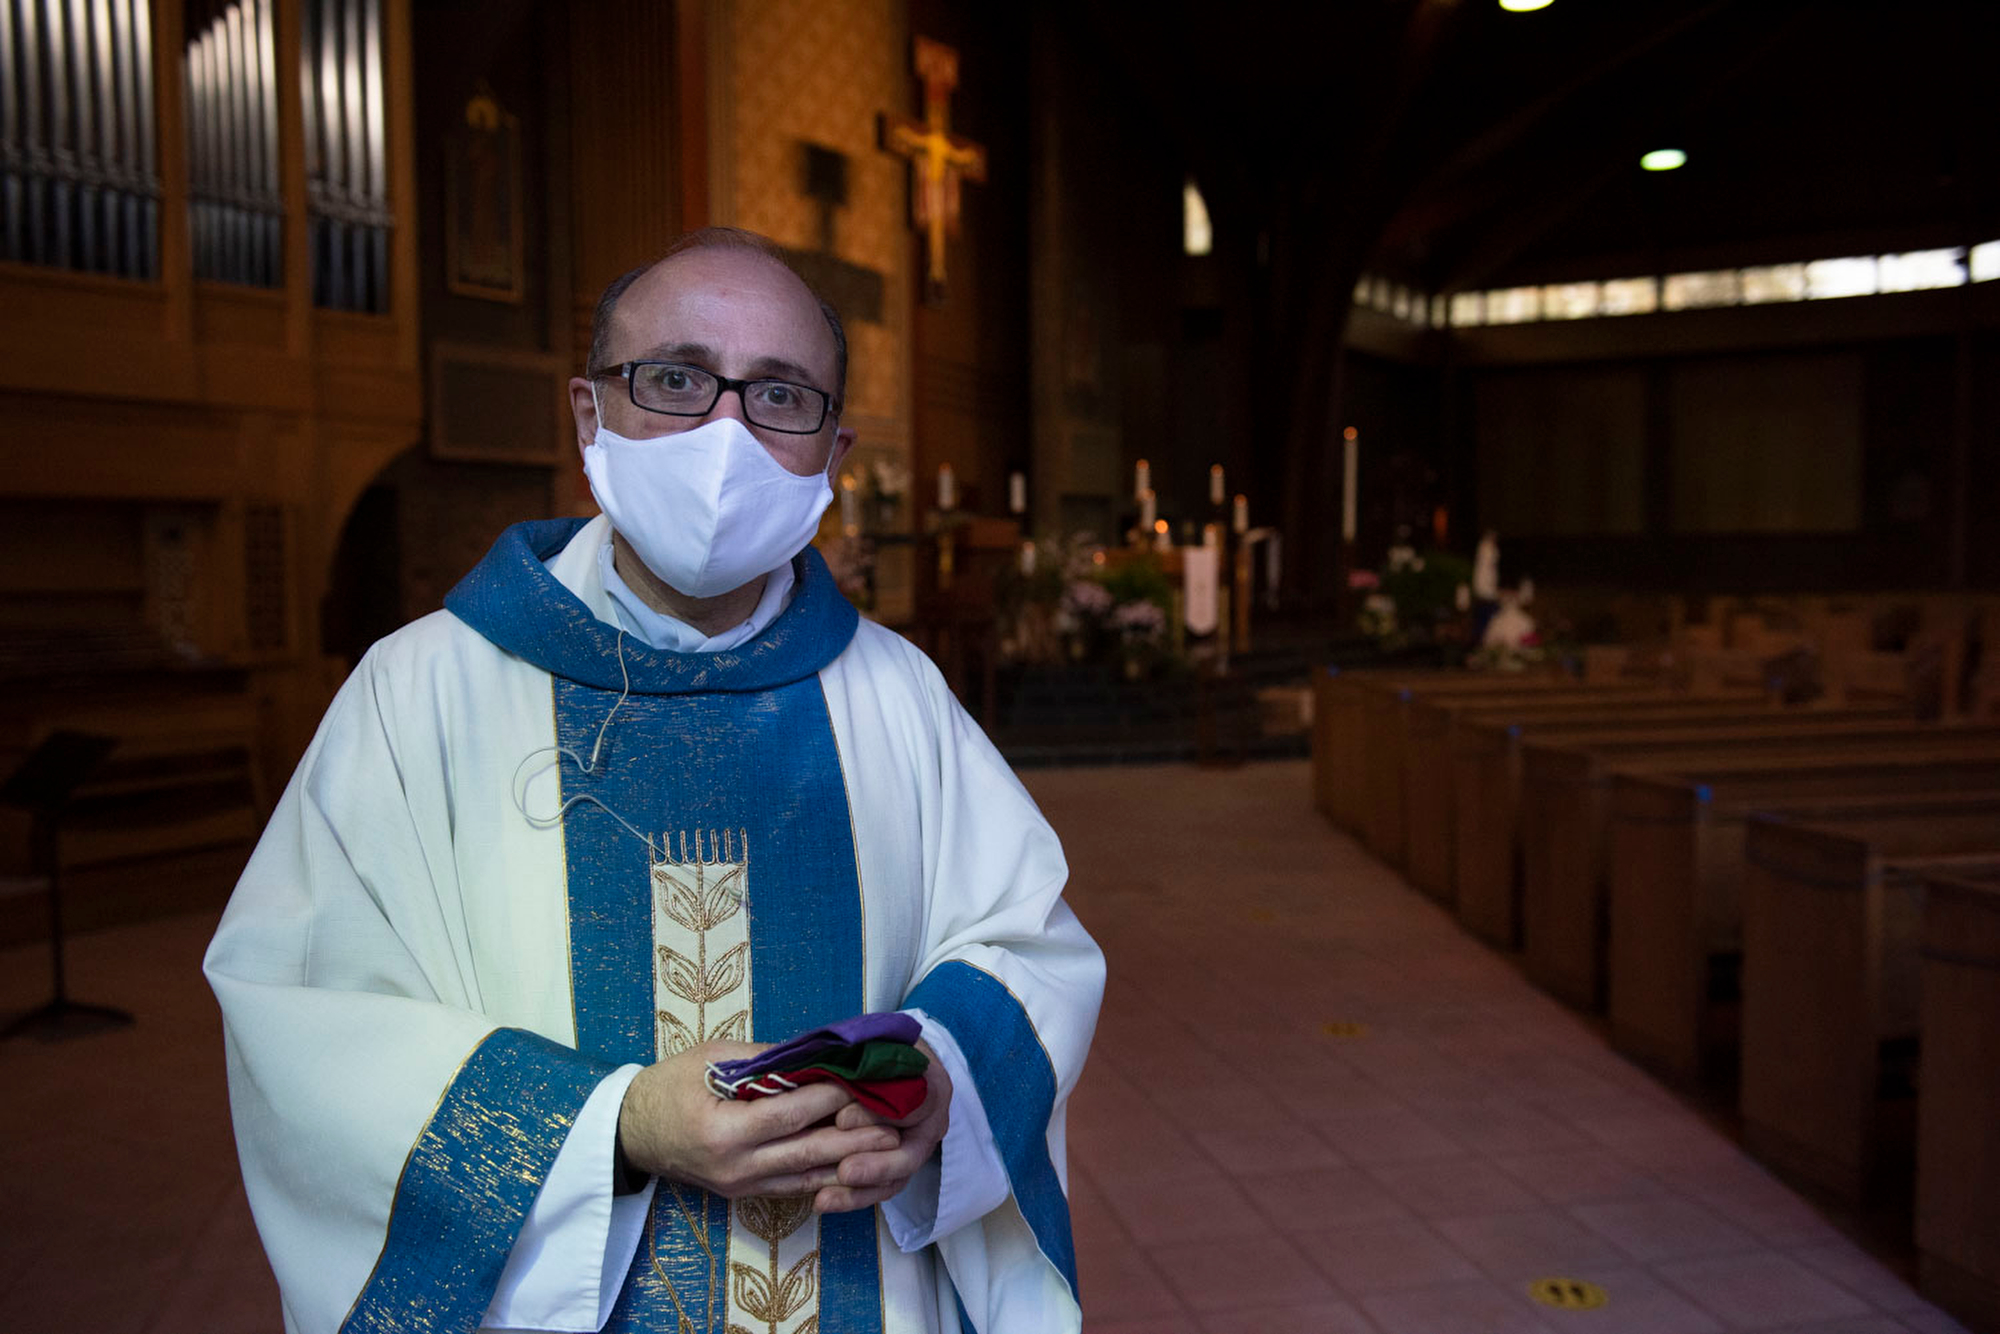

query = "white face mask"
[583, 409, 833, 600]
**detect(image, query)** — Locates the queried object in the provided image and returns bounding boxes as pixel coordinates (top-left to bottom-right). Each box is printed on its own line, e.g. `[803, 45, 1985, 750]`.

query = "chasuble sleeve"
[875, 636, 1106, 1333]
[205, 644, 622, 1334]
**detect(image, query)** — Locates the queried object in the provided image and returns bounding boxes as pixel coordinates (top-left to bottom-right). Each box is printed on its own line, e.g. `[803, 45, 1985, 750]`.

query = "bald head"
[587, 228, 847, 411]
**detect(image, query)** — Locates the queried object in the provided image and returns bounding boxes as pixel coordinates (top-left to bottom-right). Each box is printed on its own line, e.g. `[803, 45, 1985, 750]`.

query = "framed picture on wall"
[446, 89, 525, 303]
[429, 343, 570, 465]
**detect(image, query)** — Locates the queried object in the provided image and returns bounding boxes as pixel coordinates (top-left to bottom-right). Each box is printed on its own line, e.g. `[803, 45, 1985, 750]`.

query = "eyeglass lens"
[629, 363, 826, 433]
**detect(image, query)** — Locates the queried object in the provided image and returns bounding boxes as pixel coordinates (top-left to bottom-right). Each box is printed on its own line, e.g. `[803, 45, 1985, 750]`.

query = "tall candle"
[1134, 459, 1151, 499]
[1210, 464, 1225, 506]
[1138, 487, 1156, 535]
[1009, 471, 1027, 514]
[1341, 427, 1359, 543]
[1019, 540, 1037, 575]
[937, 464, 956, 511]
[840, 472, 860, 534]
[1232, 494, 1248, 535]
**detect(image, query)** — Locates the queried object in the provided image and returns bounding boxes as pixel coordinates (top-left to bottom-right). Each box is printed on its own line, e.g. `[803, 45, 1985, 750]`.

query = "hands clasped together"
[618, 1039, 952, 1214]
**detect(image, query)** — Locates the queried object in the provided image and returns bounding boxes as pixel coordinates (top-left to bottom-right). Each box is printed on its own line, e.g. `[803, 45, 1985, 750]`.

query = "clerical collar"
[596, 540, 796, 654]
[445, 517, 857, 695]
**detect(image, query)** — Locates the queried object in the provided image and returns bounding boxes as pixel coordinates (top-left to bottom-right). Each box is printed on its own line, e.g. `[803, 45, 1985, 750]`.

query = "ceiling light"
[1499, 0, 1553, 10]
[1641, 148, 1687, 172]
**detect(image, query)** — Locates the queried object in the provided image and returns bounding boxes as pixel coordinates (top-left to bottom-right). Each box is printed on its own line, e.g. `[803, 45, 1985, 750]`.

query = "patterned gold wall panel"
[715, 0, 912, 459]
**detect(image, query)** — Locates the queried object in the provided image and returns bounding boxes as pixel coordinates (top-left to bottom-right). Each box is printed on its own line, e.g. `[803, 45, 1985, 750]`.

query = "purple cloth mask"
[705, 1011, 922, 1095]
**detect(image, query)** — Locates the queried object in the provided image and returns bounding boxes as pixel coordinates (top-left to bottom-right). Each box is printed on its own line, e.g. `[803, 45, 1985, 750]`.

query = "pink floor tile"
[1658, 1251, 1873, 1329]
[1360, 1278, 1560, 1334]
[1096, 1164, 1272, 1247]
[1495, 1146, 1672, 1207]
[1506, 1267, 1726, 1334]
[1572, 1196, 1759, 1264]
[1433, 1209, 1633, 1281]
[1295, 1216, 1484, 1296]
[1148, 1234, 1339, 1313]
[1075, 1238, 1194, 1321]
[1365, 1156, 1544, 1220]
[1237, 1165, 1412, 1231]
[1087, 1317, 1203, 1334]
[1195, 1298, 1376, 1333]
[1189, 1119, 1344, 1176]
[1419, 1099, 1595, 1157]
[1787, 1242, 1928, 1315]
[1309, 1107, 1467, 1163]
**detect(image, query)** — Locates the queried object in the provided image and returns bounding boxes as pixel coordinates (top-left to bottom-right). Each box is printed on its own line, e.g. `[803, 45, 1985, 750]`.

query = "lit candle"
[1203, 523, 1221, 549]
[1341, 427, 1359, 544]
[1210, 464, 1225, 506]
[1019, 540, 1037, 575]
[1232, 494, 1248, 535]
[1153, 518, 1171, 551]
[840, 472, 860, 534]
[1138, 487, 1156, 535]
[1134, 459, 1151, 499]
[1009, 471, 1027, 515]
[937, 464, 956, 511]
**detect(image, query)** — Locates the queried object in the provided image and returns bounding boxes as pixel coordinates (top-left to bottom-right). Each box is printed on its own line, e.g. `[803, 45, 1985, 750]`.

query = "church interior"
[4, 0, 1999, 1330]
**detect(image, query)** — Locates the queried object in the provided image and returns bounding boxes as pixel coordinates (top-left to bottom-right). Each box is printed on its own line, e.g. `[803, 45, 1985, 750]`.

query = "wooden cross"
[879, 37, 987, 302]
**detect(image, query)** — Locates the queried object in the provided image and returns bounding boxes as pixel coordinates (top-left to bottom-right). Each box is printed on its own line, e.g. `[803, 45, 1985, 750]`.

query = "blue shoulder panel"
[340, 1027, 615, 1334]
[906, 961, 1080, 1302]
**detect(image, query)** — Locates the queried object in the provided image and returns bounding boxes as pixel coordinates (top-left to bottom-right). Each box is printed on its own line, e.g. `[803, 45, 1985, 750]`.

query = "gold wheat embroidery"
[653, 830, 751, 1055]
[729, 1196, 817, 1334]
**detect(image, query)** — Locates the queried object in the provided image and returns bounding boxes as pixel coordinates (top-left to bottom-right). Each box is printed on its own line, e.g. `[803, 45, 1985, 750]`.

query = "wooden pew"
[1313, 667, 1569, 833]
[1363, 681, 1675, 870]
[1739, 798, 2000, 1203]
[1603, 735, 2000, 1082]
[1451, 704, 1907, 948]
[1402, 689, 1767, 907]
[1516, 717, 1973, 1011]
[1914, 863, 2000, 1334]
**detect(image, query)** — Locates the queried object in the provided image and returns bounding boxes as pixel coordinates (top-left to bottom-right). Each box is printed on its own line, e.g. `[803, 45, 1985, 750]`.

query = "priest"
[205, 228, 1104, 1334]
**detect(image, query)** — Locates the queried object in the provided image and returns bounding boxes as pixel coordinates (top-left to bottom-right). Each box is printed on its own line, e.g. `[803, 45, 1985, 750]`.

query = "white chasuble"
[205, 516, 1103, 1334]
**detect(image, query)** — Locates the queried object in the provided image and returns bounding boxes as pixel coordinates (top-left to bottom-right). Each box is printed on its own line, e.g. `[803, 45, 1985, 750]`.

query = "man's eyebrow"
[630, 342, 826, 390]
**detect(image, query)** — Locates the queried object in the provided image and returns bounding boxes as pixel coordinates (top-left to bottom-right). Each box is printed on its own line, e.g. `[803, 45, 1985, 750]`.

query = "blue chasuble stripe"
[339, 1028, 615, 1334]
[554, 671, 881, 1334]
[907, 962, 1081, 1302]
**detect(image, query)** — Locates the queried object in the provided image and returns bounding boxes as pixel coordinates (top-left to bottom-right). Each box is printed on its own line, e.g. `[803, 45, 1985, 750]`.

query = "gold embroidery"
[652, 830, 752, 1054]
[731, 1196, 817, 1334]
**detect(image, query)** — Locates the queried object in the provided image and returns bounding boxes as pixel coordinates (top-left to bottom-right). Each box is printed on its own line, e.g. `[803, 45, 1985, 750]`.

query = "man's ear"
[567, 376, 600, 459]
[826, 424, 858, 479]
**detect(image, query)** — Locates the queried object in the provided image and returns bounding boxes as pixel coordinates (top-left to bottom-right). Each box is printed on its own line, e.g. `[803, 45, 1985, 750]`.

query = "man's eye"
[660, 369, 694, 392]
[755, 383, 797, 407]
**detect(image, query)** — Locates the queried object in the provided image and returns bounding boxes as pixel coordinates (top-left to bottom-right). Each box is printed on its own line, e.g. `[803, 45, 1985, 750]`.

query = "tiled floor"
[1035, 761, 1968, 1334]
[0, 759, 1972, 1333]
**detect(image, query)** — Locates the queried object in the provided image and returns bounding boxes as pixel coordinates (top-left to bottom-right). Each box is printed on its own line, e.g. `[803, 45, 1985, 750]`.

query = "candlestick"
[1341, 427, 1359, 544]
[840, 472, 860, 535]
[1009, 471, 1027, 514]
[1134, 458, 1151, 500]
[937, 464, 956, 511]
[1138, 487, 1156, 536]
[1232, 494, 1248, 536]
[1210, 464, 1225, 506]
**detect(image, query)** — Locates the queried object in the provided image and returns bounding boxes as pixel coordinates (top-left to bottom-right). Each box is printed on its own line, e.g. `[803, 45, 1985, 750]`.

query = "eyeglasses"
[593, 361, 835, 434]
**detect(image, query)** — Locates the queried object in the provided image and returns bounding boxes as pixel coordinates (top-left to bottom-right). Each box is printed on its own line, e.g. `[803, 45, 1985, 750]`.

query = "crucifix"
[878, 36, 987, 302]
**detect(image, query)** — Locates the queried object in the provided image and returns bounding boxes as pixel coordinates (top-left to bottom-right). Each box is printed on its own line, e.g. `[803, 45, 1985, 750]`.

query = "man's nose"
[701, 384, 752, 427]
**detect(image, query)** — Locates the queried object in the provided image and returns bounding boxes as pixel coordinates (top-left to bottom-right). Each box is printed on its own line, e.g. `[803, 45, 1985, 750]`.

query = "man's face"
[568, 247, 855, 479]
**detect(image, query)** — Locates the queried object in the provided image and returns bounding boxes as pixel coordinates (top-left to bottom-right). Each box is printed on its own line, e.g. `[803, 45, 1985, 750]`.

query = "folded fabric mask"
[705, 1012, 930, 1119]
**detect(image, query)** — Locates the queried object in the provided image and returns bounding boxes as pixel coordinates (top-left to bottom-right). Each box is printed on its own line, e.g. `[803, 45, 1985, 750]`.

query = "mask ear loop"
[511, 627, 659, 860]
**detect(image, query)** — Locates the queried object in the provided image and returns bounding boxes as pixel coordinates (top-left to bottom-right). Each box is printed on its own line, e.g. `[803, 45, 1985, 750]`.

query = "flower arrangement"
[996, 534, 1182, 677]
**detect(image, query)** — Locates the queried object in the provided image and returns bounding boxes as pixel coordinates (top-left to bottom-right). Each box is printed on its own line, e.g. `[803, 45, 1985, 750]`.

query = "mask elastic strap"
[510, 628, 658, 859]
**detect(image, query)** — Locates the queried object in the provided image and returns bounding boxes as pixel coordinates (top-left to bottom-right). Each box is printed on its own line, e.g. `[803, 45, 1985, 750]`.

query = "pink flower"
[1348, 569, 1381, 590]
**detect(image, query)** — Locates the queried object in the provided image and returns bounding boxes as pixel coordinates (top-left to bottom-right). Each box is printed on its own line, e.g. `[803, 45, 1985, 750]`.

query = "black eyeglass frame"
[590, 360, 836, 435]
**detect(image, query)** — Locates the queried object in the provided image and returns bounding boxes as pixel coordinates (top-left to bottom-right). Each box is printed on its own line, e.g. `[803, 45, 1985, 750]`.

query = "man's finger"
[730, 1081, 853, 1138]
[813, 1180, 907, 1214]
